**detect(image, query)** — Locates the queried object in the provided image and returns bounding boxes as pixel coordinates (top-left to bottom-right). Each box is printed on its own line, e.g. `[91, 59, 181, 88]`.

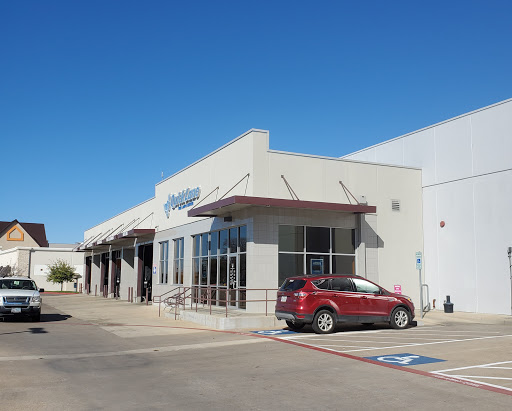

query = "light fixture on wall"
[440, 221, 445, 228]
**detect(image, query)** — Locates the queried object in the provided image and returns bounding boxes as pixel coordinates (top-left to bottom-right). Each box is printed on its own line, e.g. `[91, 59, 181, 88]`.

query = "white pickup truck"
[0, 276, 44, 321]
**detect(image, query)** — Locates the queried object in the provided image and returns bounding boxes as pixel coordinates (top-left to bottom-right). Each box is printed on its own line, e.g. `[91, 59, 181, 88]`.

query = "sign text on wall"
[164, 187, 201, 218]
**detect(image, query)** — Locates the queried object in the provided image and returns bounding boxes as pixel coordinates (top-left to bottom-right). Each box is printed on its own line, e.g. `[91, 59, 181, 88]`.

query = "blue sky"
[1, 1, 511, 243]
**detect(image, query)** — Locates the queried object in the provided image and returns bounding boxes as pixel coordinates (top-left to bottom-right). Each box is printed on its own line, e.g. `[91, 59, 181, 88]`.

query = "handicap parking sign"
[364, 353, 445, 366]
[250, 329, 297, 336]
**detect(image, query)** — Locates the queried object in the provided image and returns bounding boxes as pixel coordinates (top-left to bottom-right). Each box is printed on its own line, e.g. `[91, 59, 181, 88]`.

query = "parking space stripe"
[337, 335, 459, 341]
[432, 374, 512, 393]
[434, 361, 512, 373]
[317, 345, 379, 349]
[321, 334, 512, 353]
[251, 333, 512, 397]
[452, 376, 512, 381]
[485, 367, 512, 370]
[293, 338, 427, 344]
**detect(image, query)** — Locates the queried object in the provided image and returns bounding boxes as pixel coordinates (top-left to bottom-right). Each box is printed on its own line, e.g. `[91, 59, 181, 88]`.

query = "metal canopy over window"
[188, 196, 376, 218]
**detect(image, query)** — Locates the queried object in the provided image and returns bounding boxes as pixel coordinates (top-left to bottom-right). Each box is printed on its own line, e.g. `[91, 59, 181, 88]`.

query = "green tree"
[47, 259, 77, 291]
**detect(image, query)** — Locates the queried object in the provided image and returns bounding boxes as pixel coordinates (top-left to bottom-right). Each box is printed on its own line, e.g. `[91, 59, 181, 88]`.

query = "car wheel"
[312, 310, 335, 334]
[32, 314, 41, 322]
[285, 320, 305, 330]
[390, 307, 410, 329]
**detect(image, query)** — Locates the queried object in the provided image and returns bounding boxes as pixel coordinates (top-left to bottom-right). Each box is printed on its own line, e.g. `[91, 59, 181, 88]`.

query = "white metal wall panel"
[422, 188, 440, 307]
[471, 102, 512, 177]
[435, 180, 477, 312]
[402, 128, 437, 187]
[374, 139, 404, 166]
[343, 99, 512, 315]
[472, 171, 512, 314]
[434, 117, 473, 184]
[344, 148, 377, 163]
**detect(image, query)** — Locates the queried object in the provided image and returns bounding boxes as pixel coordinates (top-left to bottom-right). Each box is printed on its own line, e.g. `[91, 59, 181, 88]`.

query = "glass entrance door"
[228, 255, 237, 307]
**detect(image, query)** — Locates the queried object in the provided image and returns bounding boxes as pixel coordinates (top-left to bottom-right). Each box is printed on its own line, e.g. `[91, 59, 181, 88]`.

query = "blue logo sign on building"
[164, 187, 201, 218]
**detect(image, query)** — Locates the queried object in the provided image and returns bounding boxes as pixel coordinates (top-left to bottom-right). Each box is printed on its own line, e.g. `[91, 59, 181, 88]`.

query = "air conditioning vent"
[391, 199, 400, 212]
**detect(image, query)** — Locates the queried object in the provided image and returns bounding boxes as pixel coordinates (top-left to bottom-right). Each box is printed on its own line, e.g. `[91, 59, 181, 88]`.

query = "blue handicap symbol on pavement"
[364, 353, 445, 366]
[250, 329, 297, 336]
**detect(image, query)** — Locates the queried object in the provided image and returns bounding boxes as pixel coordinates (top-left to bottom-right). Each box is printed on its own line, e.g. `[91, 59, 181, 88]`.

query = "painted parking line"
[282, 333, 512, 353]
[432, 361, 512, 393]
[12, 319, 512, 396]
[250, 332, 512, 397]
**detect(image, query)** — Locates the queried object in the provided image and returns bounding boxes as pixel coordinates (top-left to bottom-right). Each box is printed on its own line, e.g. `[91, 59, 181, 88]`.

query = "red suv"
[275, 275, 415, 334]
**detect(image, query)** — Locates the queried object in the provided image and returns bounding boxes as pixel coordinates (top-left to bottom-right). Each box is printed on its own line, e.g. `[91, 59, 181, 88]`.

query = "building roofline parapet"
[155, 129, 269, 187]
[269, 149, 421, 171]
[343, 97, 512, 157]
[84, 197, 156, 233]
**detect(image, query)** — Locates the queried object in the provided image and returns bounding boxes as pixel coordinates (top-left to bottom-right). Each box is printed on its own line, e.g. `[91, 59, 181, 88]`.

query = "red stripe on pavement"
[249, 333, 512, 397]
[40, 320, 512, 396]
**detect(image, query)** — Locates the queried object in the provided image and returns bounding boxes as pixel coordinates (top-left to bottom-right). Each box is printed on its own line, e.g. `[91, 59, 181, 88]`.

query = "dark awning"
[80, 229, 155, 251]
[188, 196, 376, 217]
[114, 228, 155, 240]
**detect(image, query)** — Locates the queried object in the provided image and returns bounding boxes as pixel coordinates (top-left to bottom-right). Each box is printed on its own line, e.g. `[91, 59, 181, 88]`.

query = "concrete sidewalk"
[43, 293, 512, 331]
[42, 294, 211, 336]
[418, 308, 512, 326]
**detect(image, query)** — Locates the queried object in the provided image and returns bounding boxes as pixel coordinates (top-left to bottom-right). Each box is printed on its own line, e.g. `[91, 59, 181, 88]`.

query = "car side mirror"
[39, 288, 45, 293]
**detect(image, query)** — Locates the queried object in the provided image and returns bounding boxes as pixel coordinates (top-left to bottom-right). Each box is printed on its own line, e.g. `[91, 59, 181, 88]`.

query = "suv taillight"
[294, 291, 309, 300]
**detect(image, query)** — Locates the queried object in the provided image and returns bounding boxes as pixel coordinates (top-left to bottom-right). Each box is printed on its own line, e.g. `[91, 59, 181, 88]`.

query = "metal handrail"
[157, 286, 278, 319]
[422, 284, 430, 317]
[154, 286, 184, 316]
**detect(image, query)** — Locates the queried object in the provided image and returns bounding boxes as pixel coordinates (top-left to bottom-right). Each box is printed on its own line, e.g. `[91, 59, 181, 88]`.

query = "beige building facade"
[80, 130, 424, 314]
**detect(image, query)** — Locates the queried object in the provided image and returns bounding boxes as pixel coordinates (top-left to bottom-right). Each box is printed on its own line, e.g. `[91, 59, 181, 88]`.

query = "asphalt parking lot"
[253, 322, 512, 395]
[1, 295, 511, 410]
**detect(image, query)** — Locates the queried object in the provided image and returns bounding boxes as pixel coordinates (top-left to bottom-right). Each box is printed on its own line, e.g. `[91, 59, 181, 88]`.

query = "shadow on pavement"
[40, 313, 72, 322]
[0, 313, 72, 323]
[0, 327, 49, 335]
[285, 322, 418, 334]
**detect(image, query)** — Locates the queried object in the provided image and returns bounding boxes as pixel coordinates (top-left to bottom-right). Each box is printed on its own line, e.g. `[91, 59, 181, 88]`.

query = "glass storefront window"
[219, 255, 228, 286]
[192, 258, 199, 286]
[201, 257, 208, 285]
[159, 241, 168, 284]
[332, 228, 355, 254]
[239, 253, 246, 287]
[193, 235, 200, 257]
[220, 230, 228, 254]
[229, 228, 238, 253]
[211, 231, 219, 255]
[210, 256, 218, 285]
[306, 226, 330, 253]
[173, 238, 184, 284]
[239, 226, 247, 252]
[278, 225, 356, 285]
[278, 254, 304, 286]
[193, 226, 247, 309]
[201, 233, 208, 256]
[332, 255, 355, 274]
[279, 225, 304, 252]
